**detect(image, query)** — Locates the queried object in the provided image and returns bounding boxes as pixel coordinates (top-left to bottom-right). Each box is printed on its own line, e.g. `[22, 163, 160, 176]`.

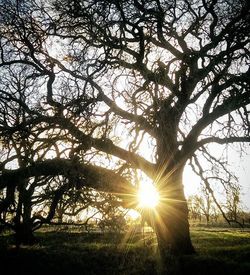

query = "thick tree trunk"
[14, 221, 37, 247]
[154, 167, 195, 257]
[14, 196, 37, 246]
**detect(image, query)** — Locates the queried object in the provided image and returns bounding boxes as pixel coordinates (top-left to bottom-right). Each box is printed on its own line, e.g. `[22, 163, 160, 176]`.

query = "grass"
[185, 229, 250, 275]
[0, 228, 250, 274]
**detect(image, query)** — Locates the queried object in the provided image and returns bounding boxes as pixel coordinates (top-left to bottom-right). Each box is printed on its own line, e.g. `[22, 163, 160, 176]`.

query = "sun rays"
[138, 182, 160, 209]
[113, 164, 189, 257]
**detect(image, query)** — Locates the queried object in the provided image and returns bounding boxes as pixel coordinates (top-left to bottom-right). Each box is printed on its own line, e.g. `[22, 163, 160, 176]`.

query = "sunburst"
[138, 182, 160, 208]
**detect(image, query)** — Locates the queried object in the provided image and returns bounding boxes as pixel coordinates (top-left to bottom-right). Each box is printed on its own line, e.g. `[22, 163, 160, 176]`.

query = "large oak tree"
[0, 0, 249, 258]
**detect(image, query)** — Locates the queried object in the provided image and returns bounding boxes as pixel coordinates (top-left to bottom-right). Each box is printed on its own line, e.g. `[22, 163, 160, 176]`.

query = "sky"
[183, 151, 250, 211]
[235, 154, 250, 210]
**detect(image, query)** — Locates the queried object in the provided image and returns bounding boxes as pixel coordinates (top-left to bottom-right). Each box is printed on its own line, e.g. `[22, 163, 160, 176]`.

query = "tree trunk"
[206, 214, 210, 225]
[14, 196, 37, 246]
[14, 221, 37, 247]
[154, 167, 195, 257]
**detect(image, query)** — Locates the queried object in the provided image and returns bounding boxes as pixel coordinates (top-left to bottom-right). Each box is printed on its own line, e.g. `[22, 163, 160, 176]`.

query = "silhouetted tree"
[0, 0, 250, 259]
[188, 195, 202, 222]
[188, 188, 219, 225]
[225, 185, 244, 226]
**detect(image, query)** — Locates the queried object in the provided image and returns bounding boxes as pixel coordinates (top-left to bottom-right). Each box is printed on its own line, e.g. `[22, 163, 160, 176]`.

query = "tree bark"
[153, 167, 195, 257]
[14, 221, 37, 247]
[14, 187, 37, 247]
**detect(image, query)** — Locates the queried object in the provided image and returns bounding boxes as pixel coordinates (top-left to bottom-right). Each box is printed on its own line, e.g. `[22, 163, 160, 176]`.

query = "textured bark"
[154, 167, 195, 257]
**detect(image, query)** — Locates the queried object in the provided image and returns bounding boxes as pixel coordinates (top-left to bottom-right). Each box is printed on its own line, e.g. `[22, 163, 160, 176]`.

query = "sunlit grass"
[0, 231, 158, 275]
[119, 181, 160, 257]
[1, 228, 250, 274]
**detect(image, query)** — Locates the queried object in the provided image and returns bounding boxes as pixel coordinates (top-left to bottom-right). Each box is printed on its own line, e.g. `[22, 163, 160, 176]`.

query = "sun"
[138, 183, 160, 208]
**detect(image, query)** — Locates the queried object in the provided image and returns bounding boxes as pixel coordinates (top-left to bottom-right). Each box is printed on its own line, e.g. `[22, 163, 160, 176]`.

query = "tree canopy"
[0, 0, 249, 257]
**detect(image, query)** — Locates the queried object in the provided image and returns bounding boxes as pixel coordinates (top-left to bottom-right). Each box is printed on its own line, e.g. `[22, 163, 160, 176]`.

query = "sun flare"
[138, 183, 160, 208]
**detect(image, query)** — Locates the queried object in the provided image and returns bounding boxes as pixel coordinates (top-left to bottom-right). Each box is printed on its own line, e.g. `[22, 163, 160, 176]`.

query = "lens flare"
[138, 183, 159, 208]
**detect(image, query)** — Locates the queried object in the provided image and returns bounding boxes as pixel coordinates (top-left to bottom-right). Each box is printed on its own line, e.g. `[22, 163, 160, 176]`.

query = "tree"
[0, 0, 250, 259]
[188, 195, 202, 222]
[188, 188, 219, 225]
[225, 185, 244, 226]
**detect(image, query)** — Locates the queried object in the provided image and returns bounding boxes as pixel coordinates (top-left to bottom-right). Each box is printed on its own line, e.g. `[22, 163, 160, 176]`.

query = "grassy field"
[0, 228, 250, 274]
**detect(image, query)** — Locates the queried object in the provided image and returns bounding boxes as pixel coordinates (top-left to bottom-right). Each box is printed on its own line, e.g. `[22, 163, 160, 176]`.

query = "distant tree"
[0, 0, 250, 259]
[225, 185, 244, 226]
[188, 188, 219, 225]
[188, 195, 202, 222]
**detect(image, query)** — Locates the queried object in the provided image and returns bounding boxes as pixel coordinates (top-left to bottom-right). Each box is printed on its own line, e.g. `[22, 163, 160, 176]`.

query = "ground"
[0, 227, 250, 274]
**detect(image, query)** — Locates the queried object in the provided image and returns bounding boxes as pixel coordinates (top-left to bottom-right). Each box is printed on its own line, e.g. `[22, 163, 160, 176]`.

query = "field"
[0, 227, 250, 275]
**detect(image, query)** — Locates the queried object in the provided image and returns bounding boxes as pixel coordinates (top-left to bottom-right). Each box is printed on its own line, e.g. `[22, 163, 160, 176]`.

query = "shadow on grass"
[0, 232, 157, 275]
[0, 230, 250, 275]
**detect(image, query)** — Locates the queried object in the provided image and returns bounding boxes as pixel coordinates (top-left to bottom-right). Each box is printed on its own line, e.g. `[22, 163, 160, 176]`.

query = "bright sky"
[232, 153, 250, 210]
[183, 152, 250, 211]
